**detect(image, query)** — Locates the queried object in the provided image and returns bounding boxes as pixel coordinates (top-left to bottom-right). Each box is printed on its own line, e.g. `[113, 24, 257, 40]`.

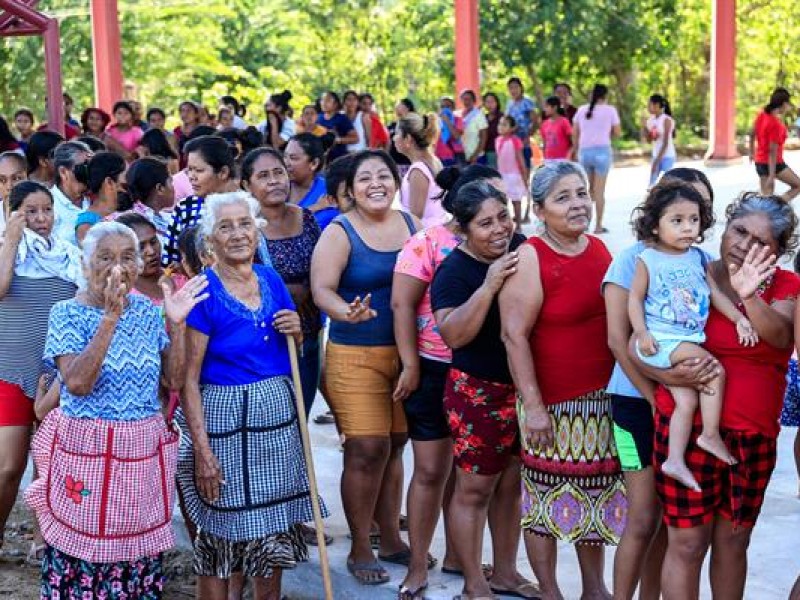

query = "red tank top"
[528, 235, 614, 405]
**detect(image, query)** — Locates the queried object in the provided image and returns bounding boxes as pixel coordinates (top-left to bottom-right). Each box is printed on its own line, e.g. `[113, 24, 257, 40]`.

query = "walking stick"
[286, 334, 334, 600]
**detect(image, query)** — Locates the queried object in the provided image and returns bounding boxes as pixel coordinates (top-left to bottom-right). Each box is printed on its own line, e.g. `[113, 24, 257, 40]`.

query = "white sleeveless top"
[347, 111, 367, 152]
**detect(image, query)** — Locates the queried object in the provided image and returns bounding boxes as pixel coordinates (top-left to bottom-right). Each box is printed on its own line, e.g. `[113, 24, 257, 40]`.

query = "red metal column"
[90, 0, 123, 114]
[43, 17, 64, 135]
[454, 0, 480, 100]
[706, 0, 739, 163]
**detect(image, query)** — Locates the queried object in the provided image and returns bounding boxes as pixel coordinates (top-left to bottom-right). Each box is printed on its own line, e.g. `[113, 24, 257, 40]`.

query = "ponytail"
[73, 151, 126, 195]
[650, 94, 676, 138]
[764, 87, 791, 114]
[587, 84, 608, 120]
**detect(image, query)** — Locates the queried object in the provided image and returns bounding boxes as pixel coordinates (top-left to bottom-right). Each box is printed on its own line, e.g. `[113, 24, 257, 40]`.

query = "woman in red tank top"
[500, 161, 622, 600]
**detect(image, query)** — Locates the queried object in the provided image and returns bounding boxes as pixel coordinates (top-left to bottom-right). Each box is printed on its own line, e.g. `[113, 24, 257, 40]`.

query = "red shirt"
[528, 235, 614, 405]
[369, 113, 389, 148]
[540, 116, 573, 160]
[37, 122, 80, 140]
[656, 268, 800, 438]
[753, 111, 787, 164]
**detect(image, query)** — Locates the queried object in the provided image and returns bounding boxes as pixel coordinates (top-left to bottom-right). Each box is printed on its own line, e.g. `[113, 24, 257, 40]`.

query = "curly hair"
[725, 192, 799, 257]
[631, 180, 715, 243]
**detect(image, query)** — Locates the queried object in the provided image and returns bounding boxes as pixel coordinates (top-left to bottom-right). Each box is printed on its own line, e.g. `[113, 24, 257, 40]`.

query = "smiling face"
[209, 201, 259, 265]
[463, 198, 514, 261]
[655, 199, 701, 252]
[130, 222, 162, 278]
[0, 157, 26, 201]
[86, 233, 140, 298]
[243, 153, 290, 208]
[350, 157, 397, 216]
[19, 190, 54, 238]
[86, 111, 106, 134]
[536, 173, 592, 237]
[721, 212, 779, 268]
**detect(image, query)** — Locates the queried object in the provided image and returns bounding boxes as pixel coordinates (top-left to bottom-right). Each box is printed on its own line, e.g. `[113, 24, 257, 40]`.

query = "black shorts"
[610, 394, 654, 472]
[755, 162, 788, 177]
[403, 357, 450, 441]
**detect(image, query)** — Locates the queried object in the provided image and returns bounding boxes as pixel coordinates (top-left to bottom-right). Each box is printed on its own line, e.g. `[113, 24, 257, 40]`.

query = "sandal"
[299, 523, 333, 546]
[378, 548, 437, 570]
[347, 558, 390, 586]
[489, 580, 542, 599]
[398, 582, 428, 599]
[442, 563, 494, 579]
[313, 411, 336, 425]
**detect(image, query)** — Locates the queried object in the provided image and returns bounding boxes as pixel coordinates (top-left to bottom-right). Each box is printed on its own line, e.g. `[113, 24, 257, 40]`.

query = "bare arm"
[471, 127, 488, 162]
[310, 224, 355, 321]
[611, 123, 622, 138]
[391, 273, 427, 401]
[405, 169, 430, 220]
[570, 120, 581, 159]
[514, 147, 529, 184]
[34, 374, 61, 421]
[0, 211, 24, 299]
[336, 129, 359, 146]
[362, 113, 372, 147]
[748, 128, 756, 162]
[652, 119, 672, 166]
[160, 321, 187, 390]
[708, 266, 745, 324]
[627, 260, 650, 336]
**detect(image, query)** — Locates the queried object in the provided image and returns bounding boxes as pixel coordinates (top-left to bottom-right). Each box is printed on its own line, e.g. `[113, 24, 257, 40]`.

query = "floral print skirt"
[40, 545, 164, 599]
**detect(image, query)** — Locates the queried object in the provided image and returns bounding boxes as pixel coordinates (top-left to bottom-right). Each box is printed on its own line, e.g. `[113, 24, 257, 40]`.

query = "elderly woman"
[51, 140, 92, 246]
[631, 194, 799, 599]
[177, 191, 323, 600]
[311, 150, 419, 585]
[0, 182, 82, 557]
[25, 221, 207, 598]
[500, 161, 624, 600]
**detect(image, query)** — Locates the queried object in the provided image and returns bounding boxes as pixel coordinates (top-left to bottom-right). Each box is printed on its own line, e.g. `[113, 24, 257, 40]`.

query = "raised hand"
[104, 265, 128, 318]
[483, 250, 519, 294]
[3, 211, 26, 247]
[729, 244, 777, 301]
[344, 293, 377, 323]
[162, 274, 209, 324]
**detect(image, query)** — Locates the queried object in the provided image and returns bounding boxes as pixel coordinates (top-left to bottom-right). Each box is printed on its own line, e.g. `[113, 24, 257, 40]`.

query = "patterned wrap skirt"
[519, 389, 626, 545]
[781, 358, 800, 427]
[175, 376, 325, 576]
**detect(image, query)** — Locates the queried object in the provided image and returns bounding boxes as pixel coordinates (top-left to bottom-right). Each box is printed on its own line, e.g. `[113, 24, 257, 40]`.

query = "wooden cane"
[286, 334, 334, 600]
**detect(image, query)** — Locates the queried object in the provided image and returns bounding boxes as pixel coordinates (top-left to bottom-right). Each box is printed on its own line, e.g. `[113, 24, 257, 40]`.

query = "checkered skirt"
[175, 376, 326, 542]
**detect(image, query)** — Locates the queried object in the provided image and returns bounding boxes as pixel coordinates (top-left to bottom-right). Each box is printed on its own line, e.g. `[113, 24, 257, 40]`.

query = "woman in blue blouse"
[317, 91, 358, 162]
[285, 133, 339, 230]
[177, 191, 325, 600]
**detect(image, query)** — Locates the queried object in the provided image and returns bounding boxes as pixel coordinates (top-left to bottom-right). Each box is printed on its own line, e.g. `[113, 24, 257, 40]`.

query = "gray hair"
[81, 222, 143, 287]
[199, 191, 263, 238]
[530, 161, 588, 207]
[725, 192, 799, 256]
[53, 140, 91, 186]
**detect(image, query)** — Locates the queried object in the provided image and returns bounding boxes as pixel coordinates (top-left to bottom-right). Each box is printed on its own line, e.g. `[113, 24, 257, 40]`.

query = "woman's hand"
[729, 244, 777, 301]
[736, 317, 759, 347]
[483, 251, 519, 295]
[104, 266, 128, 318]
[523, 404, 554, 450]
[344, 294, 377, 323]
[3, 211, 26, 247]
[162, 274, 209, 324]
[194, 448, 224, 503]
[392, 364, 420, 402]
[635, 330, 658, 356]
[272, 309, 302, 338]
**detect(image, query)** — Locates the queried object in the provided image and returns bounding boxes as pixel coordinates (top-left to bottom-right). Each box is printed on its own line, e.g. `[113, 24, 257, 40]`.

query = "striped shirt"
[163, 195, 204, 266]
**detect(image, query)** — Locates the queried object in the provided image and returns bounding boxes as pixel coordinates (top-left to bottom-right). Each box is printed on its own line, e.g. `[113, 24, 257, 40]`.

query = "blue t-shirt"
[317, 113, 354, 161]
[187, 264, 295, 385]
[298, 175, 339, 231]
[506, 96, 537, 141]
[44, 295, 168, 421]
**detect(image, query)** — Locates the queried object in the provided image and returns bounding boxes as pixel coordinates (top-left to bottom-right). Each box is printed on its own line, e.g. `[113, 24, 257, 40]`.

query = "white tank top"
[347, 111, 367, 152]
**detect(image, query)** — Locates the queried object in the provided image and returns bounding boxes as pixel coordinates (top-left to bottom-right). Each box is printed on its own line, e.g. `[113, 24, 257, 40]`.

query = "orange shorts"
[324, 342, 406, 437]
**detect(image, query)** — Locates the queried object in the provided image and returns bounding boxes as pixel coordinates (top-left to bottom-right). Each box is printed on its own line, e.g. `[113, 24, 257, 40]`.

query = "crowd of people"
[0, 79, 798, 600]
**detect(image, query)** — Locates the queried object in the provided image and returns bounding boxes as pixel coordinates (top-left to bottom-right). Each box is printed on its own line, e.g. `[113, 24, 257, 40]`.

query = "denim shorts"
[650, 156, 676, 186]
[579, 146, 613, 176]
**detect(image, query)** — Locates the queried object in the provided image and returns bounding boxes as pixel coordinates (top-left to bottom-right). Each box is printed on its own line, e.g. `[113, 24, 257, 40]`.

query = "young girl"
[645, 94, 676, 187]
[629, 181, 760, 491]
[73, 152, 126, 244]
[104, 101, 143, 162]
[495, 115, 529, 231]
[540, 96, 573, 161]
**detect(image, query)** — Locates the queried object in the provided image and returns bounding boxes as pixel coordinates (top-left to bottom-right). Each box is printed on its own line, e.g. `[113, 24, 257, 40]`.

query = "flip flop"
[441, 563, 494, 578]
[347, 558, 390, 586]
[489, 580, 542, 599]
[398, 582, 428, 599]
[378, 548, 437, 569]
[313, 411, 336, 424]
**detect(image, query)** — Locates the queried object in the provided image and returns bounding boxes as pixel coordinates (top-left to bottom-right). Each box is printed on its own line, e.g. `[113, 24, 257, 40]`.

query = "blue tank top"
[329, 212, 416, 346]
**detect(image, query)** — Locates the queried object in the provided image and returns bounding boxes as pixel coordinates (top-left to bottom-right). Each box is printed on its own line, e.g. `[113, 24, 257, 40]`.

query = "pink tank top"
[400, 161, 447, 229]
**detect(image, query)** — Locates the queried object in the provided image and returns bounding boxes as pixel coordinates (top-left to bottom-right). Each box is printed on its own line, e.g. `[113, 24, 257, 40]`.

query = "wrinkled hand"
[636, 330, 659, 357]
[392, 364, 420, 402]
[736, 317, 759, 347]
[4, 211, 26, 246]
[524, 404, 554, 451]
[729, 245, 776, 302]
[162, 274, 209, 324]
[195, 449, 223, 503]
[104, 266, 128, 318]
[484, 250, 519, 294]
[272, 309, 302, 338]
[344, 294, 377, 323]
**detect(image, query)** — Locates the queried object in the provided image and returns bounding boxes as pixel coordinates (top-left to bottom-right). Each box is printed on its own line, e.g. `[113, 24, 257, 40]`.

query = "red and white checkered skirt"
[25, 408, 179, 563]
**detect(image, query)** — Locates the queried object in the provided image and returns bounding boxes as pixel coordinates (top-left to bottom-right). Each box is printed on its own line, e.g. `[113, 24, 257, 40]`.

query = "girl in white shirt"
[644, 94, 676, 188]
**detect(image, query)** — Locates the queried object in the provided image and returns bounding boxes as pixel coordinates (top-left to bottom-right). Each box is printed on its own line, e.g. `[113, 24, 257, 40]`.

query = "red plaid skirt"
[653, 409, 776, 529]
[25, 408, 179, 563]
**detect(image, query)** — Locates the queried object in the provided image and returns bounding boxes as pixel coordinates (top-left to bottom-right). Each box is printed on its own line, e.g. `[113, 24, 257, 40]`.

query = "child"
[496, 115, 530, 232]
[645, 94, 676, 187]
[629, 181, 762, 491]
[540, 96, 573, 161]
[74, 152, 126, 244]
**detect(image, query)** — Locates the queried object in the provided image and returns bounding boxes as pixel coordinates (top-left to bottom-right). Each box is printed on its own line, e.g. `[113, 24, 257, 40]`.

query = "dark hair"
[435, 164, 501, 214]
[116, 211, 156, 233]
[178, 225, 204, 275]
[75, 135, 107, 153]
[187, 125, 217, 140]
[343, 90, 359, 102]
[662, 167, 714, 205]
[13, 108, 34, 123]
[587, 84, 609, 119]
[482, 92, 502, 114]
[451, 179, 509, 229]
[268, 90, 292, 115]
[240, 147, 286, 185]
[146, 107, 166, 122]
[221, 95, 246, 117]
[545, 96, 566, 116]
[399, 98, 416, 113]
[794, 245, 800, 273]
[765, 87, 791, 113]
[0, 150, 27, 172]
[631, 180, 714, 243]
[725, 192, 799, 257]
[0, 117, 16, 147]
[554, 82, 572, 94]
[80, 108, 111, 133]
[184, 135, 235, 176]
[73, 151, 126, 195]
[179, 100, 200, 116]
[649, 94, 672, 117]
[500, 115, 517, 129]
[359, 93, 374, 104]
[507, 77, 523, 89]
[9, 180, 52, 212]
[111, 101, 134, 117]
[460, 89, 477, 102]
[288, 133, 334, 172]
[323, 91, 342, 111]
[25, 131, 63, 174]
[325, 154, 353, 197]
[126, 157, 170, 205]
[345, 150, 400, 196]
[240, 126, 265, 156]
[140, 128, 177, 160]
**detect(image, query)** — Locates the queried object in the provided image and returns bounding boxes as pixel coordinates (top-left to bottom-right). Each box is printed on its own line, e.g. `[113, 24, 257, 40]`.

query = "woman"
[395, 112, 446, 229]
[164, 135, 235, 265]
[750, 87, 800, 202]
[25, 131, 63, 189]
[429, 180, 534, 600]
[483, 92, 503, 169]
[343, 90, 370, 153]
[177, 191, 322, 600]
[604, 167, 715, 600]
[297, 104, 327, 137]
[14, 109, 35, 149]
[285, 133, 339, 229]
[241, 148, 323, 415]
[317, 91, 358, 162]
[0, 116, 21, 154]
[505, 77, 537, 170]
[51, 140, 92, 246]
[260, 90, 295, 150]
[629, 194, 799, 599]
[571, 84, 621, 234]
[0, 182, 81, 557]
[136, 128, 179, 174]
[125, 156, 175, 244]
[104, 101, 144, 161]
[25, 221, 206, 598]
[310, 150, 419, 585]
[388, 99, 415, 176]
[500, 161, 624, 600]
[645, 94, 676, 187]
[80, 107, 111, 139]
[74, 151, 127, 244]
[0, 151, 27, 221]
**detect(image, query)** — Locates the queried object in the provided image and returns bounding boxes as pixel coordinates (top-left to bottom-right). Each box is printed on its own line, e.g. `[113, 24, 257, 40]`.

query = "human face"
[464, 198, 514, 261]
[148, 111, 165, 130]
[508, 81, 523, 100]
[351, 157, 396, 215]
[130, 101, 143, 122]
[647, 101, 660, 115]
[114, 107, 133, 127]
[721, 212, 779, 268]
[179, 103, 199, 126]
[554, 85, 571, 105]
[461, 93, 475, 111]
[210, 202, 258, 264]
[152, 176, 175, 211]
[187, 152, 227, 197]
[321, 93, 338, 114]
[218, 109, 233, 129]
[284, 140, 317, 185]
[301, 106, 318, 129]
[655, 199, 701, 253]
[131, 223, 162, 277]
[344, 93, 358, 113]
[58, 151, 90, 201]
[86, 234, 139, 297]
[395, 102, 409, 119]
[244, 153, 290, 207]
[14, 113, 33, 137]
[360, 96, 373, 114]
[497, 118, 511, 136]
[18, 191, 54, 238]
[537, 174, 592, 237]
[484, 95, 498, 113]
[86, 111, 105, 134]
[544, 103, 556, 118]
[0, 158, 26, 200]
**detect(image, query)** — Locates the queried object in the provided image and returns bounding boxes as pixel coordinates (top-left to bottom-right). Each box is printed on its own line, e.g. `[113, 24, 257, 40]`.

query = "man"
[459, 89, 488, 164]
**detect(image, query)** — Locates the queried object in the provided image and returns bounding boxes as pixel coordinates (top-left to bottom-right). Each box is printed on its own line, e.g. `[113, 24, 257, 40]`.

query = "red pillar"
[454, 0, 480, 101]
[43, 18, 64, 136]
[90, 0, 123, 114]
[706, 0, 740, 163]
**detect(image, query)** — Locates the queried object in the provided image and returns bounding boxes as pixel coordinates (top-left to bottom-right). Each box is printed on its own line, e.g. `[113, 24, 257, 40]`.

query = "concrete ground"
[22, 154, 800, 598]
